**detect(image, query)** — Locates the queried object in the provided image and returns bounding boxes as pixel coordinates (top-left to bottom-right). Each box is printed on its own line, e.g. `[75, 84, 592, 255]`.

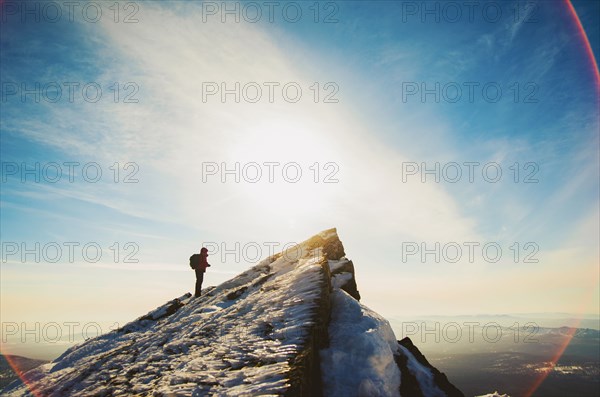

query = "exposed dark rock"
[394, 351, 425, 397]
[322, 237, 345, 261]
[226, 273, 272, 300]
[135, 294, 190, 324]
[303, 228, 346, 261]
[330, 260, 361, 301]
[285, 257, 331, 397]
[397, 337, 465, 397]
[226, 286, 248, 300]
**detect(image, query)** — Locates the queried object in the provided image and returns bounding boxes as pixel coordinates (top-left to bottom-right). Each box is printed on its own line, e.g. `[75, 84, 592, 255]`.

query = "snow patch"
[320, 289, 401, 397]
[318, 228, 338, 241]
[328, 258, 350, 273]
[332, 272, 353, 288]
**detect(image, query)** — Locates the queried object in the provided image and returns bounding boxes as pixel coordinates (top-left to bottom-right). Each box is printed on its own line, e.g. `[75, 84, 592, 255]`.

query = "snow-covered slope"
[3, 228, 464, 397]
[320, 289, 401, 396]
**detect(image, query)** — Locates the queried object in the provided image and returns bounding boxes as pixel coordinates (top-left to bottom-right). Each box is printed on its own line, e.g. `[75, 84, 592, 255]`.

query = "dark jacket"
[198, 252, 210, 272]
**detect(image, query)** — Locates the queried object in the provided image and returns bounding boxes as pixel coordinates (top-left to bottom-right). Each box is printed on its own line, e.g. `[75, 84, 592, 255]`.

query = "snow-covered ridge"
[3, 228, 465, 397]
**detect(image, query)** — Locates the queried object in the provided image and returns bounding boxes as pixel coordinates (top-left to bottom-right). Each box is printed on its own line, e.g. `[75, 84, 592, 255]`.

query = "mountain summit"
[4, 228, 464, 397]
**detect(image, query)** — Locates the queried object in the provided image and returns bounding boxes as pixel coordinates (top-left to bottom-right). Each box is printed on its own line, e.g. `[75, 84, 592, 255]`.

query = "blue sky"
[1, 0, 599, 358]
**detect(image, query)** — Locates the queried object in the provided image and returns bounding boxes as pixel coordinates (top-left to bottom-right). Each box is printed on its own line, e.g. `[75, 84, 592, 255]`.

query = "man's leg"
[195, 269, 204, 297]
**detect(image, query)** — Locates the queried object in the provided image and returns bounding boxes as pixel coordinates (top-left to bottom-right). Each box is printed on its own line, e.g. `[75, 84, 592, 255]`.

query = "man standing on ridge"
[190, 247, 211, 297]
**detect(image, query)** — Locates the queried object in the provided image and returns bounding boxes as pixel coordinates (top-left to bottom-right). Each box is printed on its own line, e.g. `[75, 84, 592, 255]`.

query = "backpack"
[190, 254, 201, 270]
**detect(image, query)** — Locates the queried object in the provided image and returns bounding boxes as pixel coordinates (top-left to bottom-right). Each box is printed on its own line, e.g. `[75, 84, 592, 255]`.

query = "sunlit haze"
[1, 0, 599, 364]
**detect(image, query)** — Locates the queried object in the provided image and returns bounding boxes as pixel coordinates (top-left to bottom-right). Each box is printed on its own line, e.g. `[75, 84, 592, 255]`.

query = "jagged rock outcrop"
[329, 258, 361, 301]
[3, 228, 463, 397]
[396, 337, 465, 397]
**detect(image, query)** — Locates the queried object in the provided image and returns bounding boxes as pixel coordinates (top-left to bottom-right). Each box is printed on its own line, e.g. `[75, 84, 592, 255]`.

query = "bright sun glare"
[227, 119, 342, 216]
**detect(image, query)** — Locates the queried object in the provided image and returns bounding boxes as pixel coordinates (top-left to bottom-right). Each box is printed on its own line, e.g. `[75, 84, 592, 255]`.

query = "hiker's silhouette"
[191, 247, 211, 297]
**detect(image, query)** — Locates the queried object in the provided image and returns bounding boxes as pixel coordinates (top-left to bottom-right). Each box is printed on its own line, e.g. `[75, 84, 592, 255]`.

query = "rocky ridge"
[3, 228, 463, 397]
